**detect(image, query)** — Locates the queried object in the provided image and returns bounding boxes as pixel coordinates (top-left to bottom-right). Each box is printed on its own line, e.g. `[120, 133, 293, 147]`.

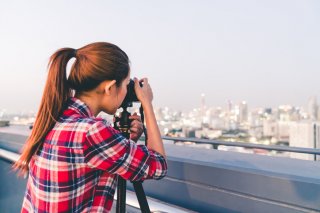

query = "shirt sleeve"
[83, 120, 167, 181]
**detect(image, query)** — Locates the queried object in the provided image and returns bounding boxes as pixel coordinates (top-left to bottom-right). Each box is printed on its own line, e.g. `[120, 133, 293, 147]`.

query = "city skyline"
[1, 1, 320, 113]
[2, 95, 319, 118]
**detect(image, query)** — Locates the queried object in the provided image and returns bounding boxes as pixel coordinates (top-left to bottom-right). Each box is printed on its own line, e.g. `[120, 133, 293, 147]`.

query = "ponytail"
[13, 48, 75, 175]
[13, 42, 130, 175]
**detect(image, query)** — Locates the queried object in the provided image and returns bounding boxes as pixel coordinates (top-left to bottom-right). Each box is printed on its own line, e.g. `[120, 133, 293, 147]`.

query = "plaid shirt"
[21, 97, 167, 213]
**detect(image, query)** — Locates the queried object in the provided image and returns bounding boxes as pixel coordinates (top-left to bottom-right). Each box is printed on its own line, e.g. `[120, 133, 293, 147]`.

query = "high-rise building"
[289, 121, 320, 161]
[277, 105, 293, 121]
[200, 93, 208, 125]
[263, 120, 277, 137]
[227, 100, 232, 113]
[307, 96, 318, 121]
[239, 101, 248, 123]
[201, 93, 206, 110]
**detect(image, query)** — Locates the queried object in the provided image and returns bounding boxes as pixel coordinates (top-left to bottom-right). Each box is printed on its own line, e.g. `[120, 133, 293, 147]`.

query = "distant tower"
[201, 93, 206, 110]
[201, 93, 206, 124]
[227, 100, 233, 112]
[308, 96, 318, 121]
[225, 100, 234, 129]
[239, 101, 248, 123]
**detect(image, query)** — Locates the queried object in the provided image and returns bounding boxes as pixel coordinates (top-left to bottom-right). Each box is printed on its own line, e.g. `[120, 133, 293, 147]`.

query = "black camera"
[120, 79, 142, 108]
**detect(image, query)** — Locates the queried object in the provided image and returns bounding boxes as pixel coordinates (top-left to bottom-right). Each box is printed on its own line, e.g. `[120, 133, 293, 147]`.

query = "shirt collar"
[66, 97, 95, 118]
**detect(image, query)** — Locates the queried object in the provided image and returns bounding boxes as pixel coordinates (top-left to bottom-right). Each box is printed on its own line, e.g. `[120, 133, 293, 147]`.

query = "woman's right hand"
[134, 77, 153, 105]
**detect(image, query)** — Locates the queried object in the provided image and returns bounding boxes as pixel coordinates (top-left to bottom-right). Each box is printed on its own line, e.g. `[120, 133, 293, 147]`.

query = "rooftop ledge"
[1, 132, 320, 212]
[132, 144, 320, 212]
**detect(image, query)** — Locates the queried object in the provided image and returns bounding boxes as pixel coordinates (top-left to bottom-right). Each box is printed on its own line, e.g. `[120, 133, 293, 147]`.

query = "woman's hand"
[133, 78, 166, 158]
[129, 112, 143, 142]
[134, 77, 153, 105]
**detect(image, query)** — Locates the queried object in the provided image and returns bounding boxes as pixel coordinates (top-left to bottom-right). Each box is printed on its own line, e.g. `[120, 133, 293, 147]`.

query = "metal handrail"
[0, 148, 20, 163]
[162, 136, 320, 156]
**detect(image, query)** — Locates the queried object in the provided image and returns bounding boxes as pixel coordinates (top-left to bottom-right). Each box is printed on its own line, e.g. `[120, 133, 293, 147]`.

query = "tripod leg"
[116, 176, 127, 213]
[133, 182, 151, 213]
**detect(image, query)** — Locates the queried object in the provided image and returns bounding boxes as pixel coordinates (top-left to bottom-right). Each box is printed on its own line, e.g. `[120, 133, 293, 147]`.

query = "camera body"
[120, 79, 142, 108]
[115, 79, 142, 134]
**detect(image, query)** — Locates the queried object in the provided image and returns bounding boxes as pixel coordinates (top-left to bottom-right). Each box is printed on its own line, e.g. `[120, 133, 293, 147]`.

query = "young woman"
[14, 42, 167, 213]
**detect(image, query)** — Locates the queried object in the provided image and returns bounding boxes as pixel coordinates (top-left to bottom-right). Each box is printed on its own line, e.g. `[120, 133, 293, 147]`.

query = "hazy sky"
[0, 0, 319, 114]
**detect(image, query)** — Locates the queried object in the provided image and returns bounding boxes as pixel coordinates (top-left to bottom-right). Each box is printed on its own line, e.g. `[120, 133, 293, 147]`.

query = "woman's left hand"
[129, 113, 143, 142]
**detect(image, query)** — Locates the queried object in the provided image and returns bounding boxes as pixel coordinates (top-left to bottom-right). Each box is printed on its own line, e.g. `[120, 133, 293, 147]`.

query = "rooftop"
[0, 127, 319, 212]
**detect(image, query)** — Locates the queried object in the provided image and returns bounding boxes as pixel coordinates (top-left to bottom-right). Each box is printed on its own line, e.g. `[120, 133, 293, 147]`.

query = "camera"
[116, 79, 143, 133]
[120, 79, 142, 108]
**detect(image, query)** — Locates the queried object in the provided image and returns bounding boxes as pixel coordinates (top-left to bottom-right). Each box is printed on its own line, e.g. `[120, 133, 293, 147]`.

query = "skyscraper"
[307, 96, 318, 121]
[239, 101, 248, 123]
[201, 93, 206, 110]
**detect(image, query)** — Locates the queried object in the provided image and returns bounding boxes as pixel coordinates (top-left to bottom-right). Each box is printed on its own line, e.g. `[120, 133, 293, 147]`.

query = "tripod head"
[114, 105, 131, 136]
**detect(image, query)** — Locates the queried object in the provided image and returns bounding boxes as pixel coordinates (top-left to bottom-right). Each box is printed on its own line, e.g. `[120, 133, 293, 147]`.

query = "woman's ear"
[103, 80, 117, 95]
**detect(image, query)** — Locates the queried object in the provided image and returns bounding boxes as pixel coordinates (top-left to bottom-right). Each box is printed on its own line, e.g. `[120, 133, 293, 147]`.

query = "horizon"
[1, 96, 317, 116]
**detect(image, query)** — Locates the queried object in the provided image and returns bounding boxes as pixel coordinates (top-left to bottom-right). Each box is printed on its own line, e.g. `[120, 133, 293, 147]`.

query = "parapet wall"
[1, 132, 320, 212]
[131, 144, 320, 212]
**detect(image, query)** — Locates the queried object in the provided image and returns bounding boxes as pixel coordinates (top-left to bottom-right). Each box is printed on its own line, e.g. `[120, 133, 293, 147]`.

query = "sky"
[0, 0, 320, 114]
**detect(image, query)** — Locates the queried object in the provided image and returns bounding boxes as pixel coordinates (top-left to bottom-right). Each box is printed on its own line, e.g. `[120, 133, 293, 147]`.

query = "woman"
[14, 42, 167, 213]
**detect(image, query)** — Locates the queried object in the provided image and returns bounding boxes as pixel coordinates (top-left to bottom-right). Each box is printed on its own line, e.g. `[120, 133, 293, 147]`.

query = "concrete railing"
[1, 132, 320, 212]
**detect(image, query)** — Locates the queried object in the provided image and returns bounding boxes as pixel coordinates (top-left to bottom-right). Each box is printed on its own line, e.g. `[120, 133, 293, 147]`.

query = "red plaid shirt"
[21, 97, 167, 213]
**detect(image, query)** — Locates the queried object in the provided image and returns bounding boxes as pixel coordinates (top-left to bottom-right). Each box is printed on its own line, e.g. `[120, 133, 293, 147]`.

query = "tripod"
[114, 104, 151, 213]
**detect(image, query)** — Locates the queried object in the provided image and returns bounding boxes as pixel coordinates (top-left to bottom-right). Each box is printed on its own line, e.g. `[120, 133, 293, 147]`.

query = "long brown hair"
[13, 42, 129, 175]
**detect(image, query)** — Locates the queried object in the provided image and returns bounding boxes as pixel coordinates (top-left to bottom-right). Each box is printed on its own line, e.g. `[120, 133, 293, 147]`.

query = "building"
[263, 120, 277, 138]
[263, 120, 290, 141]
[239, 101, 248, 123]
[289, 121, 320, 161]
[307, 96, 318, 121]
